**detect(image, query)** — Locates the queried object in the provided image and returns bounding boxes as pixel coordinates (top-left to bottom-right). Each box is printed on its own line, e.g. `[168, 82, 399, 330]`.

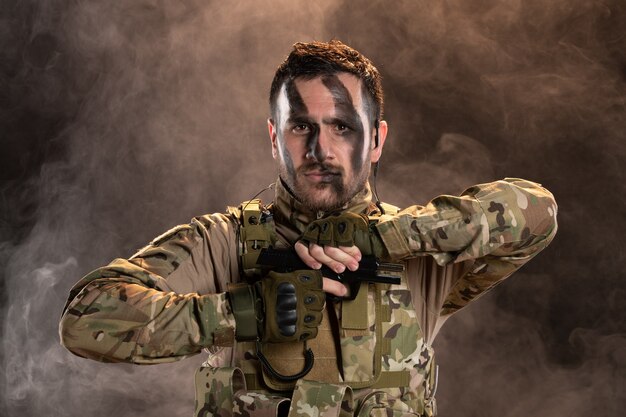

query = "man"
[60, 40, 558, 417]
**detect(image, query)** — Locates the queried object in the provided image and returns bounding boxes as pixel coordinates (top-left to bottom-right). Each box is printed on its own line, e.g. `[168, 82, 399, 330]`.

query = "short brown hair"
[269, 40, 384, 124]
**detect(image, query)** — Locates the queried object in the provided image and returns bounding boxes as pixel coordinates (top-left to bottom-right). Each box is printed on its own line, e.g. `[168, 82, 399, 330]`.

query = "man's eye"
[292, 124, 310, 134]
[335, 124, 351, 133]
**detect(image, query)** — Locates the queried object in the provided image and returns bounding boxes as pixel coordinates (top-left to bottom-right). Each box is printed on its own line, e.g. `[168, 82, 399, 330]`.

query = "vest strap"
[244, 372, 263, 391]
[371, 370, 410, 389]
[341, 282, 369, 330]
[244, 369, 411, 392]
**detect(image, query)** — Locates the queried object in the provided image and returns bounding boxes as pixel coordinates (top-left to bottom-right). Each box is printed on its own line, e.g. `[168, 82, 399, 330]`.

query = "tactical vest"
[195, 200, 438, 417]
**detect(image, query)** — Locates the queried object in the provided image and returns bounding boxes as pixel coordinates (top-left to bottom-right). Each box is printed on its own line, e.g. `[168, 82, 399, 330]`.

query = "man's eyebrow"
[286, 114, 314, 124]
[322, 116, 355, 126]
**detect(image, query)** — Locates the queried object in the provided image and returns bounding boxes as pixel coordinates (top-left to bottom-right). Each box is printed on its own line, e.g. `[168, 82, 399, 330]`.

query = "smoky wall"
[1, 0, 624, 416]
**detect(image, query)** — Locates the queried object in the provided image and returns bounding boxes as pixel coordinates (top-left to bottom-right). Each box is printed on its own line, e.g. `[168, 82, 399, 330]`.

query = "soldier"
[59, 40, 558, 417]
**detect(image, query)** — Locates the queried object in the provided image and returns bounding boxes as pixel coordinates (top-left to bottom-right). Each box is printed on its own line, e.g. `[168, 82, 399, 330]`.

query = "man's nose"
[306, 129, 333, 162]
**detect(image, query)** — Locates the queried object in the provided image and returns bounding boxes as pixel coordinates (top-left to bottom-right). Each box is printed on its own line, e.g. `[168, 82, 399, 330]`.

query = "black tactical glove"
[299, 212, 387, 258]
[228, 270, 325, 343]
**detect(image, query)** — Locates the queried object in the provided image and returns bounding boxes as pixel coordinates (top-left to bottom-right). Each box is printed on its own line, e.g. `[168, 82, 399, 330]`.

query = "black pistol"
[256, 248, 404, 300]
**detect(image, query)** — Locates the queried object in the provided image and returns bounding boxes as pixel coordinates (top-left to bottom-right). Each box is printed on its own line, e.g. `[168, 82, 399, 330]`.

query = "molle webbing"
[229, 199, 410, 391]
[243, 368, 410, 392]
[242, 279, 409, 392]
[231, 199, 276, 277]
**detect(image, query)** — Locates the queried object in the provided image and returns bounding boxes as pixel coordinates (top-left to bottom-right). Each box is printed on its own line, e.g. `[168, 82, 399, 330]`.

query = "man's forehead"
[279, 73, 365, 109]
[296, 73, 362, 95]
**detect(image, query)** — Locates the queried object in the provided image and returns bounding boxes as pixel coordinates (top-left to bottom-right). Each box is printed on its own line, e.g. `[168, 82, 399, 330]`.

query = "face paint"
[321, 75, 367, 176]
[273, 74, 373, 213]
[286, 78, 308, 119]
[272, 87, 291, 185]
[286, 79, 324, 162]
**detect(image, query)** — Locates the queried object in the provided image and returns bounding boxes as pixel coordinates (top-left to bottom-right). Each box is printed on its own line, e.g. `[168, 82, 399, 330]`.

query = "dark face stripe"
[286, 78, 308, 120]
[321, 74, 366, 174]
[286, 78, 322, 160]
[274, 76, 372, 212]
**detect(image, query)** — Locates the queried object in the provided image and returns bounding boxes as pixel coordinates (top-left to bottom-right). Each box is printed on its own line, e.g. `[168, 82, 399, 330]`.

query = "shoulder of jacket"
[147, 212, 236, 249]
[376, 201, 400, 216]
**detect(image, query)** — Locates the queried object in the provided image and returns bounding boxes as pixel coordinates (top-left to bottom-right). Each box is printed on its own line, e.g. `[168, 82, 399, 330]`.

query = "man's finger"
[309, 244, 346, 273]
[295, 241, 321, 269]
[323, 246, 360, 271]
[295, 241, 361, 274]
[322, 277, 348, 297]
[338, 245, 362, 262]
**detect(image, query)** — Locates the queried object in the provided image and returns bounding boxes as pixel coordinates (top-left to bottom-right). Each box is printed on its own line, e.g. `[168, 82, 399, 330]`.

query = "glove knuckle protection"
[297, 271, 322, 287]
[301, 213, 372, 249]
[303, 291, 324, 310]
[261, 270, 325, 343]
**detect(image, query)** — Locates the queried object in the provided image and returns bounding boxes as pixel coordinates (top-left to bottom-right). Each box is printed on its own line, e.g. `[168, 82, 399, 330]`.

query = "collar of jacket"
[271, 178, 374, 242]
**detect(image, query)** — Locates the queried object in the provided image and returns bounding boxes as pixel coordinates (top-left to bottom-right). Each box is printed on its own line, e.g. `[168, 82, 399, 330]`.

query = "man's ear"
[268, 118, 279, 159]
[370, 120, 388, 163]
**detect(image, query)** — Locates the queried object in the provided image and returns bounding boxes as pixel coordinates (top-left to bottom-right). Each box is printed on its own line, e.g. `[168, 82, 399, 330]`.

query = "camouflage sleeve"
[375, 178, 558, 316]
[59, 213, 238, 364]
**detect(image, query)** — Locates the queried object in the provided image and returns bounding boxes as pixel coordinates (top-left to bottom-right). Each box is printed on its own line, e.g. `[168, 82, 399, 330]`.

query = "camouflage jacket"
[60, 178, 558, 416]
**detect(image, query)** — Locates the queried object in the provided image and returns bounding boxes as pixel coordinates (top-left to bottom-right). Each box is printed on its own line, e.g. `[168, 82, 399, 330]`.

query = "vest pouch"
[195, 366, 245, 417]
[287, 379, 353, 417]
[356, 392, 420, 417]
[338, 284, 383, 387]
[233, 391, 290, 417]
[195, 365, 291, 417]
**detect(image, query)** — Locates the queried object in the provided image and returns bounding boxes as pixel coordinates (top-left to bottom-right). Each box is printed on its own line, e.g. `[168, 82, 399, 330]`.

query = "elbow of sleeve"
[535, 193, 558, 245]
[483, 184, 558, 259]
[58, 312, 77, 354]
[512, 181, 559, 248]
[539, 217, 558, 254]
[58, 287, 143, 363]
[59, 310, 109, 362]
[510, 203, 558, 258]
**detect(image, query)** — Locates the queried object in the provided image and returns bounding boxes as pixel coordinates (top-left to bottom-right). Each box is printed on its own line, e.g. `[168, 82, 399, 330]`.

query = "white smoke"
[1, 0, 625, 416]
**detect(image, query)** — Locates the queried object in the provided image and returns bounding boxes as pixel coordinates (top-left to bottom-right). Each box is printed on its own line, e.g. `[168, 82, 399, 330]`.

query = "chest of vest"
[195, 200, 438, 417]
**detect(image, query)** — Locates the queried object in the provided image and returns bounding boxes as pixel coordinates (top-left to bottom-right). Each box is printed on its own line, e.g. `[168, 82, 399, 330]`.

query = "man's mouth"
[303, 169, 340, 183]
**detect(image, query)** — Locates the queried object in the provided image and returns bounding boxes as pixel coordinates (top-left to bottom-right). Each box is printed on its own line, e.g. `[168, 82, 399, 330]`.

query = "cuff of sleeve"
[375, 215, 414, 260]
[198, 293, 236, 347]
[228, 284, 259, 341]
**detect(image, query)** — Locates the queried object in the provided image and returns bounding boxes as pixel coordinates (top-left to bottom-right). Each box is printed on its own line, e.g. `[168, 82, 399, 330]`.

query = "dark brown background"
[1, 0, 625, 416]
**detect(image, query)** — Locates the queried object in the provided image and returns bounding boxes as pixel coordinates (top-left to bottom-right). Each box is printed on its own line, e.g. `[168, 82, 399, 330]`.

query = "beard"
[279, 160, 370, 213]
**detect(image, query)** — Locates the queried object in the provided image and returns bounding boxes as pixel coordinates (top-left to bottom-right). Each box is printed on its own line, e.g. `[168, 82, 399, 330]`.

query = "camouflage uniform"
[60, 178, 558, 417]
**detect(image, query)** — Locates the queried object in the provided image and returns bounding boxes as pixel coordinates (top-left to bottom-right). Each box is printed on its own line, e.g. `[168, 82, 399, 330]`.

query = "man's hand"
[297, 212, 370, 276]
[228, 270, 325, 342]
[294, 241, 361, 273]
[295, 241, 360, 298]
[295, 212, 388, 298]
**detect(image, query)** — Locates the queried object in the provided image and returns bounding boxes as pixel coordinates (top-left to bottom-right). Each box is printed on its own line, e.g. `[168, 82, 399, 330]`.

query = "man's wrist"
[369, 229, 389, 260]
[228, 284, 258, 341]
